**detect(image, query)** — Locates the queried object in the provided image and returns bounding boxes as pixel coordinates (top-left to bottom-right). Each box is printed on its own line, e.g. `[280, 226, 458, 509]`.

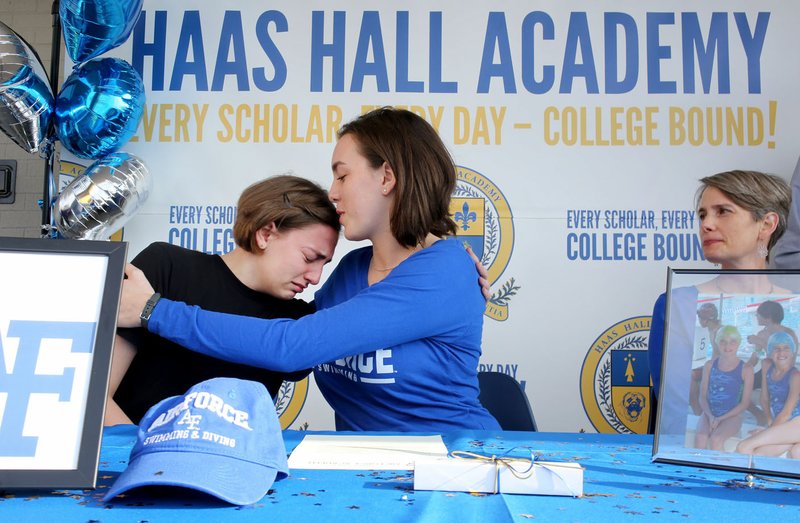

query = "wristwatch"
[140, 292, 161, 330]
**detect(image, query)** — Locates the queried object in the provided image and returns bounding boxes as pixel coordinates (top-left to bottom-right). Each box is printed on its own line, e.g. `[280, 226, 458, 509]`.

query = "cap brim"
[103, 450, 282, 505]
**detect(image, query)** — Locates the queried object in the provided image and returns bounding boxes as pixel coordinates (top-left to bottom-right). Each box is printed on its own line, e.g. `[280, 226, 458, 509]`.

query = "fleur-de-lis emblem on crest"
[454, 201, 477, 231]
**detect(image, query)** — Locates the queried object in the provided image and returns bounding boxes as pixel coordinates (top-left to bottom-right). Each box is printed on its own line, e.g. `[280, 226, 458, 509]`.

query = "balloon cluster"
[0, 1, 150, 240]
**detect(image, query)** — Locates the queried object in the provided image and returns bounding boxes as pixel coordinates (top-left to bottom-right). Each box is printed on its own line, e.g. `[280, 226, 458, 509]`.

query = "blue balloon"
[55, 57, 145, 160]
[60, 0, 144, 63]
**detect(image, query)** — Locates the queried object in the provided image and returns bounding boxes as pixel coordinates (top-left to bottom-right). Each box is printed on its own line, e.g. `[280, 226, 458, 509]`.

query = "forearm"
[698, 371, 712, 415]
[108, 334, 136, 398]
[147, 289, 477, 371]
[760, 394, 770, 418]
[699, 398, 713, 417]
[104, 334, 137, 426]
[104, 398, 133, 426]
[148, 299, 327, 371]
[773, 412, 790, 426]
[720, 399, 750, 420]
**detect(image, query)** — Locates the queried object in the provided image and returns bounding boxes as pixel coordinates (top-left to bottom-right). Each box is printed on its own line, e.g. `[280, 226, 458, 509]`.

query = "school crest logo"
[274, 378, 309, 429]
[580, 316, 652, 434]
[452, 166, 518, 321]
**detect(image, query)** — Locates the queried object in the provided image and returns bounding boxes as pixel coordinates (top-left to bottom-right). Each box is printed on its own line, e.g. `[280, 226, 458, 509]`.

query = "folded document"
[288, 435, 448, 470]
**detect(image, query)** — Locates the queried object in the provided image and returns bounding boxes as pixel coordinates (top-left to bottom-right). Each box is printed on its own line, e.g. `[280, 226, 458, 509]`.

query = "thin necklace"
[370, 244, 423, 272]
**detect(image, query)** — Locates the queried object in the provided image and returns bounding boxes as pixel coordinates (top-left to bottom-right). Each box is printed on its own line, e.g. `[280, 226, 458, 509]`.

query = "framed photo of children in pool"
[0, 237, 127, 489]
[652, 268, 800, 480]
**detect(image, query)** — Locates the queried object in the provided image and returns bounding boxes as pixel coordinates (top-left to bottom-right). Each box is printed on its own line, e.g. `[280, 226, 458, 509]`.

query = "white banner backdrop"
[60, 1, 800, 432]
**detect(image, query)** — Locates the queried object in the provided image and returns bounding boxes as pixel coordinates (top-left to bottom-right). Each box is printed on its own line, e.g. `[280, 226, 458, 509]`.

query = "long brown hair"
[338, 107, 457, 247]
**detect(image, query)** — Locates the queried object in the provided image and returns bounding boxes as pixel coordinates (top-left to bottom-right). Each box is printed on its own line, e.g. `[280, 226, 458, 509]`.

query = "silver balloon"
[0, 20, 55, 155]
[55, 152, 150, 240]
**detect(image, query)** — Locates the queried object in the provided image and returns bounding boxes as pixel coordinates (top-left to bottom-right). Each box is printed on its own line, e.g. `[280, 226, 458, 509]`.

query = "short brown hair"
[233, 175, 340, 252]
[697, 170, 790, 254]
[337, 107, 457, 247]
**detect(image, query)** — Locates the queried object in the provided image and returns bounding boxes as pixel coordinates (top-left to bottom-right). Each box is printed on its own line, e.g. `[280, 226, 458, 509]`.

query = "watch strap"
[140, 292, 161, 330]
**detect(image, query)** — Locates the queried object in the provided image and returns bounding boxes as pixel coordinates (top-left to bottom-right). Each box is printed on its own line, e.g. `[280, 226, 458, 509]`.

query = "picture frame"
[652, 268, 800, 480]
[0, 237, 127, 489]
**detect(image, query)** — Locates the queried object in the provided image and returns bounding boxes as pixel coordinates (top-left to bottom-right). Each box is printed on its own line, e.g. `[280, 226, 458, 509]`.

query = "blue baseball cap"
[104, 378, 288, 505]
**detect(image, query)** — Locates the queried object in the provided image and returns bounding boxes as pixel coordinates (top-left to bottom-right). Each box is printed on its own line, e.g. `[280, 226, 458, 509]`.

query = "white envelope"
[414, 457, 584, 496]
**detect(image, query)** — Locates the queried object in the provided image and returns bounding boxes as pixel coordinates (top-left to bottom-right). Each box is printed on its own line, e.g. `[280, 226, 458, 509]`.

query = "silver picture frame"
[652, 268, 800, 480]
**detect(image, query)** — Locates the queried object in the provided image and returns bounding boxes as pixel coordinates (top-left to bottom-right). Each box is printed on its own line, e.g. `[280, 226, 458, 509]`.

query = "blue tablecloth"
[1, 426, 798, 522]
